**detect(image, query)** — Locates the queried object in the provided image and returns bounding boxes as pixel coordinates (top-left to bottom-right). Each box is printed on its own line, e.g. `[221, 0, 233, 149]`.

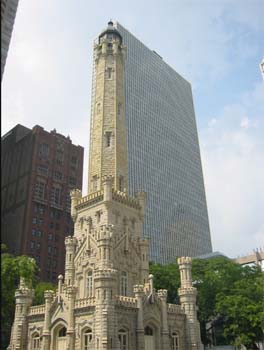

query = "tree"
[1, 244, 38, 350]
[150, 256, 264, 348]
[149, 261, 180, 303]
[33, 282, 57, 305]
[216, 265, 264, 349]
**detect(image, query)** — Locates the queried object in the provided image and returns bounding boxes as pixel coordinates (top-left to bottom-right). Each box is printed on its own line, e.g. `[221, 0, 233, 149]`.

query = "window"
[32, 333, 40, 350]
[58, 327, 66, 337]
[118, 102, 121, 115]
[38, 143, 49, 158]
[69, 177, 76, 186]
[87, 271, 93, 297]
[66, 193, 71, 211]
[34, 181, 46, 200]
[71, 156, 77, 164]
[30, 241, 35, 250]
[37, 230, 42, 238]
[32, 229, 36, 236]
[54, 171, 63, 181]
[48, 246, 52, 254]
[120, 271, 128, 296]
[37, 165, 48, 176]
[48, 233, 53, 241]
[105, 132, 111, 147]
[118, 176, 124, 192]
[36, 243, 41, 250]
[172, 332, 179, 350]
[83, 329, 93, 350]
[144, 326, 153, 336]
[118, 329, 128, 350]
[106, 67, 112, 79]
[32, 217, 37, 224]
[51, 186, 61, 206]
[92, 176, 98, 192]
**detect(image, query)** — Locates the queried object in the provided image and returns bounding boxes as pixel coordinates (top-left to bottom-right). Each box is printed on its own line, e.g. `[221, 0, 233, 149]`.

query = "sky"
[2, 0, 264, 259]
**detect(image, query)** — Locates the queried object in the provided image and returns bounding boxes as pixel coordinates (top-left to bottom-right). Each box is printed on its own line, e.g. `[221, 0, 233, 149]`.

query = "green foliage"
[149, 261, 180, 303]
[150, 256, 264, 348]
[1, 246, 38, 350]
[33, 282, 57, 306]
[216, 265, 264, 348]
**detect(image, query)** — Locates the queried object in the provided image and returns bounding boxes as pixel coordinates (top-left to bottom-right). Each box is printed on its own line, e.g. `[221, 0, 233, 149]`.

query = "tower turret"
[8, 278, 34, 350]
[64, 236, 78, 286]
[178, 257, 203, 350]
[88, 21, 127, 194]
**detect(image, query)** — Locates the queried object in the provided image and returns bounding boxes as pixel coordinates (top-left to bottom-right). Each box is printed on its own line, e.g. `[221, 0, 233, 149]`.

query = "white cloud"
[201, 82, 264, 258]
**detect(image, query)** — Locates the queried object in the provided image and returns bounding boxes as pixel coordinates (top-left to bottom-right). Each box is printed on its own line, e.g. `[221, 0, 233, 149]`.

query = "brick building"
[1, 124, 84, 282]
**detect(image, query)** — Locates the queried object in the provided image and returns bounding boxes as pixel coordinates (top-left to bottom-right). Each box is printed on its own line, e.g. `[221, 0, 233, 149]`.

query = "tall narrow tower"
[88, 21, 127, 194]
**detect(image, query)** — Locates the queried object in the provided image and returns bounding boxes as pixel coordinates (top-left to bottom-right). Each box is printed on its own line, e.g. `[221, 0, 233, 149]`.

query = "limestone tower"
[88, 20, 128, 193]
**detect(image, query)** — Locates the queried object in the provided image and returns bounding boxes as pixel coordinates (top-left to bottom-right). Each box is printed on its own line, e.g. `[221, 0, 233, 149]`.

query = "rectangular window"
[69, 177, 76, 186]
[32, 217, 37, 224]
[34, 181, 46, 200]
[38, 143, 49, 158]
[54, 171, 63, 181]
[51, 186, 61, 206]
[37, 165, 48, 176]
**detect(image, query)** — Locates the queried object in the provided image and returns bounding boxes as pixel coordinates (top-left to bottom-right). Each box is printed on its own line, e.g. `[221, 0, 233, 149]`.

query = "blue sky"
[2, 0, 264, 258]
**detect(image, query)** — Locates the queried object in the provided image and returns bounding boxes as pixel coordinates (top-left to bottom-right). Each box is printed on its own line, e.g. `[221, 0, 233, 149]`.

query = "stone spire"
[88, 21, 127, 194]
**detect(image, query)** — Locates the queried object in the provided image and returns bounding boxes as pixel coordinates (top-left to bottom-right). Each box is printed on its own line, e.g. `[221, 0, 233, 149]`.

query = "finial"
[108, 19, 114, 27]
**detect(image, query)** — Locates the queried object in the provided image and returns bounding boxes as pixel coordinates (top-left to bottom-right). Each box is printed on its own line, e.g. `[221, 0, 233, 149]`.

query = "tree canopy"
[150, 256, 264, 348]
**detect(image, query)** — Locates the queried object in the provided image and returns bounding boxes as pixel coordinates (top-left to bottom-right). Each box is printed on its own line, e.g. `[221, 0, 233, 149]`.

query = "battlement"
[178, 256, 192, 266]
[115, 295, 137, 308]
[76, 190, 104, 209]
[75, 298, 96, 308]
[167, 304, 184, 314]
[28, 304, 45, 316]
[65, 236, 78, 246]
[70, 189, 82, 198]
[94, 268, 118, 279]
[178, 287, 197, 296]
[112, 190, 141, 209]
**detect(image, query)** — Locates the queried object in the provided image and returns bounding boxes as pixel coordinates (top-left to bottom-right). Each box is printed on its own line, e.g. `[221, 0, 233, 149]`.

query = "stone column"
[94, 268, 117, 350]
[103, 176, 113, 201]
[158, 289, 170, 349]
[70, 189, 82, 223]
[66, 286, 77, 349]
[178, 257, 203, 350]
[42, 290, 54, 350]
[134, 285, 145, 350]
[64, 236, 77, 286]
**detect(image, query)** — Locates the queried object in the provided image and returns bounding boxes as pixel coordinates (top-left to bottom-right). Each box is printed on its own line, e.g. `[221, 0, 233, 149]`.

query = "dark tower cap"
[99, 20, 122, 44]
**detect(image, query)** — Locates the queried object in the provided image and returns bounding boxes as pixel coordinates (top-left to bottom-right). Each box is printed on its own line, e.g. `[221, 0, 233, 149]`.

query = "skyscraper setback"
[91, 22, 212, 263]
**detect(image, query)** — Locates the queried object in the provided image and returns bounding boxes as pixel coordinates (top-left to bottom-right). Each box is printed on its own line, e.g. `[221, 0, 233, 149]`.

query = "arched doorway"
[144, 326, 154, 350]
[57, 327, 67, 350]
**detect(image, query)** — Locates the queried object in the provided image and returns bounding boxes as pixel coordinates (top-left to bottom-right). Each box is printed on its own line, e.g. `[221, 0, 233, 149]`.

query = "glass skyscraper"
[92, 22, 212, 264]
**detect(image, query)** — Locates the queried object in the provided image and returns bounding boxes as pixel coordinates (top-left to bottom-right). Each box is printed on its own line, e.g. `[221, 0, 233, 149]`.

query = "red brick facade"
[1, 124, 84, 282]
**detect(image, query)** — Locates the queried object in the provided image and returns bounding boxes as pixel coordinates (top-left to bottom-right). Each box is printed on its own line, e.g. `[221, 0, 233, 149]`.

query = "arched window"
[120, 271, 128, 296]
[86, 271, 93, 297]
[172, 332, 179, 350]
[32, 333, 40, 350]
[58, 327, 67, 337]
[144, 326, 153, 336]
[118, 329, 128, 350]
[83, 328, 92, 350]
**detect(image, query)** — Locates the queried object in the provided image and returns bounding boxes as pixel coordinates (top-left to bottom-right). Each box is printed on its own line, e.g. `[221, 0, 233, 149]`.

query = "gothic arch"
[50, 319, 68, 350]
